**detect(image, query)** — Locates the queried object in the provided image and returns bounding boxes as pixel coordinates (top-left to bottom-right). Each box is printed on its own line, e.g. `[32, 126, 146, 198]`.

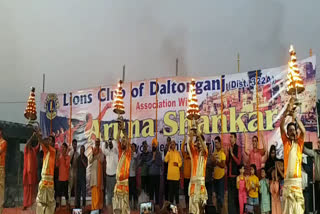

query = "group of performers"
[0, 97, 318, 214]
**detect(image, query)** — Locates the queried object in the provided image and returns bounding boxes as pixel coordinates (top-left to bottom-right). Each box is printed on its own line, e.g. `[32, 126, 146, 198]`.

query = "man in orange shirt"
[90, 138, 104, 211]
[187, 129, 208, 214]
[0, 127, 7, 214]
[56, 143, 71, 209]
[36, 135, 56, 214]
[23, 131, 40, 210]
[280, 103, 306, 214]
[112, 121, 131, 214]
[181, 135, 191, 208]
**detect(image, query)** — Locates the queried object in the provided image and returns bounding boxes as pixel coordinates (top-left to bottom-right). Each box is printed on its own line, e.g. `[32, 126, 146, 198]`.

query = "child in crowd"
[237, 164, 247, 214]
[247, 164, 260, 213]
[259, 168, 271, 214]
[270, 169, 281, 214]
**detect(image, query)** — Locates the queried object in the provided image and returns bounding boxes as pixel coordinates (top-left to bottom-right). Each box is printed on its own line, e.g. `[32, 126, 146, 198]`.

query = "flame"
[113, 80, 125, 113]
[287, 45, 304, 95]
[187, 79, 200, 119]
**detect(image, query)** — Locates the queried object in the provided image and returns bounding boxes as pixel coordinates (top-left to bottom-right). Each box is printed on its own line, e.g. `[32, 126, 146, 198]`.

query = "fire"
[24, 87, 37, 120]
[287, 45, 304, 95]
[113, 80, 125, 114]
[186, 79, 200, 120]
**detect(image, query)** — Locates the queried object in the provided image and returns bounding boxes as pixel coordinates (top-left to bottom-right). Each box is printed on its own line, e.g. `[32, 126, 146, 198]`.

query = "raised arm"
[26, 132, 36, 150]
[198, 131, 208, 154]
[293, 111, 306, 141]
[244, 132, 249, 156]
[303, 146, 315, 157]
[280, 107, 288, 138]
[259, 132, 266, 156]
[181, 135, 187, 157]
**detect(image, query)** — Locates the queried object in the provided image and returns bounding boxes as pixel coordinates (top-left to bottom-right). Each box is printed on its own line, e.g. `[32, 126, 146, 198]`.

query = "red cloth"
[23, 144, 39, 208]
[23, 184, 36, 208]
[23, 144, 39, 185]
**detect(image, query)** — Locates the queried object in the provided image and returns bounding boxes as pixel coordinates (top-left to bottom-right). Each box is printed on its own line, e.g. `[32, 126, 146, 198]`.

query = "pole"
[220, 75, 224, 142]
[310, 48, 313, 57]
[122, 65, 126, 82]
[256, 70, 260, 146]
[42, 74, 45, 92]
[237, 53, 240, 73]
[50, 102, 53, 135]
[99, 87, 101, 140]
[176, 58, 179, 76]
[69, 92, 72, 144]
[129, 82, 132, 142]
[155, 78, 158, 139]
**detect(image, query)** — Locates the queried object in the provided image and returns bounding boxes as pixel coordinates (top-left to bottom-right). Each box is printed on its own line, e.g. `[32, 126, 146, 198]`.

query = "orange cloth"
[40, 145, 56, 188]
[281, 133, 304, 178]
[23, 184, 37, 208]
[189, 142, 208, 195]
[23, 144, 40, 185]
[56, 154, 70, 181]
[0, 139, 7, 167]
[182, 144, 191, 179]
[115, 143, 131, 193]
[91, 159, 103, 210]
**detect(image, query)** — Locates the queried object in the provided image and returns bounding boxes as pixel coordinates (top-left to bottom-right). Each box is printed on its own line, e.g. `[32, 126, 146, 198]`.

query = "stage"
[2, 207, 140, 214]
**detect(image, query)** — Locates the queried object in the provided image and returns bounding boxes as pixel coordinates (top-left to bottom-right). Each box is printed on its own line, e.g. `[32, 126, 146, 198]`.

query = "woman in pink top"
[270, 169, 281, 214]
[244, 132, 266, 177]
[237, 165, 247, 214]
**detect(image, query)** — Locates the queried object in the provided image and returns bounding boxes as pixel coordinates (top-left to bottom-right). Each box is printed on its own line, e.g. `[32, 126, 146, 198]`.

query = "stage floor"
[2, 207, 140, 214]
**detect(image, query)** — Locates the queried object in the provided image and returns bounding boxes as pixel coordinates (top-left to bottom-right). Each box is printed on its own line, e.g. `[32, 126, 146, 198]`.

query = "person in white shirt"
[102, 138, 118, 213]
[129, 143, 138, 210]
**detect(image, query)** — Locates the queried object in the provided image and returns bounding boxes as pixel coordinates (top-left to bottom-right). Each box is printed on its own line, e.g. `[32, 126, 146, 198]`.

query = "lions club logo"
[45, 94, 60, 119]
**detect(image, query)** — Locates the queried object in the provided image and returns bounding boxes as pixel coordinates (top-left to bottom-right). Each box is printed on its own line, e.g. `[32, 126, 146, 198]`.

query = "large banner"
[40, 56, 317, 166]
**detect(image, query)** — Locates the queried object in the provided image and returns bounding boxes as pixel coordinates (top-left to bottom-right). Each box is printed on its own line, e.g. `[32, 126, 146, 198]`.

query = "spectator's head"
[80, 145, 85, 155]
[60, 127, 64, 133]
[277, 159, 284, 172]
[62, 143, 68, 155]
[170, 140, 176, 151]
[86, 113, 92, 122]
[214, 136, 221, 150]
[261, 168, 266, 179]
[269, 145, 276, 160]
[142, 141, 148, 152]
[239, 164, 245, 175]
[131, 143, 137, 153]
[230, 133, 237, 145]
[72, 139, 77, 151]
[48, 135, 55, 147]
[95, 138, 100, 148]
[166, 136, 171, 144]
[286, 122, 297, 140]
[108, 138, 113, 150]
[250, 164, 257, 176]
[252, 136, 258, 149]
[152, 138, 158, 152]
